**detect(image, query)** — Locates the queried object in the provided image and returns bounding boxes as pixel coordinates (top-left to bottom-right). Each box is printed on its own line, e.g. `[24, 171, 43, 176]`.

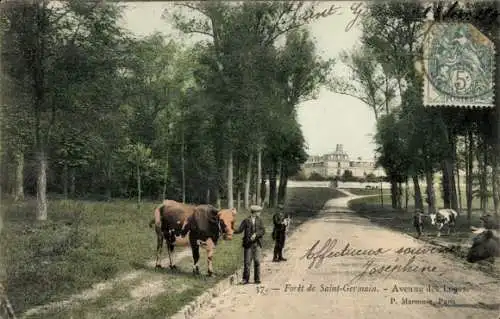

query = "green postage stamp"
[421, 22, 495, 108]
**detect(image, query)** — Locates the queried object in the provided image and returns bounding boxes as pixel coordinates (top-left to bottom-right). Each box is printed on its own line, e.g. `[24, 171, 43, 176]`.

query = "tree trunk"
[481, 144, 488, 214]
[384, 77, 390, 115]
[278, 161, 288, 204]
[466, 129, 474, 223]
[390, 178, 398, 209]
[456, 154, 463, 213]
[227, 149, 234, 209]
[236, 188, 241, 210]
[492, 159, 499, 216]
[269, 161, 278, 208]
[0, 36, 15, 317]
[450, 137, 459, 211]
[215, 188, 221, 208]
[70, 168, 76, 197]
[412, 175, 423, 210]
[490, 101, 499, 218]
[63, 162, 68, 200]
[380, 178, 384, 207]
[0, 101, 2, 209]
[0, 18, 3, 228]
[256, 147, 262, 206]
[260, 177, 267, 206]
[398, 182, 403, 209]
[441, 162, 451, 209]
[105, 160, 113, 201]
[36, 150, 48, 220]
[404, 179, 409, 211]
[494, 4, 500, 225]
[34, 1, 49, 221]
[425, 170, 436, 214]
[476, 137, 488, 214]
[244, 154, 252, 209]
[13, 151, 24, 202]
[181, 133, 186, 203]
[206, 188, 210, 204]
[162, 149, 169, 200]
[273, 161, 281, 207]
[136, 162, 141, 208]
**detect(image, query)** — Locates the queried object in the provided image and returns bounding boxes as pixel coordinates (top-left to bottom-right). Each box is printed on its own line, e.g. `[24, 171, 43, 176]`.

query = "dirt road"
[187, 191, 499, 319]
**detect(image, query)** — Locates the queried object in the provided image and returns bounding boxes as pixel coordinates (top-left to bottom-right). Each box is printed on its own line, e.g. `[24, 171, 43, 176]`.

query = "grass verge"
[3, 187, 345, 318]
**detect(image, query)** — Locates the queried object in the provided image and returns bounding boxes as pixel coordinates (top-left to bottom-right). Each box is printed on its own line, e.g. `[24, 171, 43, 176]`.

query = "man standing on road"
[413, 209, 424, 238]
[272, 204, 289, 262]
[234, 205, 266, 284]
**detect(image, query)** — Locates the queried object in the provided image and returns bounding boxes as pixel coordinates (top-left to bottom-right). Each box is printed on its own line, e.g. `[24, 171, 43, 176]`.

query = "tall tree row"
[0, 0, 333, 221]
[343, 1, 499, 223]
[168, 1, 333, 209]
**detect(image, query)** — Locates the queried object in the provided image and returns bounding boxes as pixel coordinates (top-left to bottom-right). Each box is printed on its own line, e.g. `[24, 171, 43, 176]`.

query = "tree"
[168, 1, 333, 209]
[359, 1, 449, 211]
[271, 28, 333, 205]
[374, 113, 410, 209]
[2, 0, 127, 219]
[329, 45, 391, 120]
[123, 142, 155, 208]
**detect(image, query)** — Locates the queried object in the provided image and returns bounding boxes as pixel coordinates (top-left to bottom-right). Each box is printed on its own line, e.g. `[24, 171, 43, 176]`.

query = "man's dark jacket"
[235, 216, 266, 248]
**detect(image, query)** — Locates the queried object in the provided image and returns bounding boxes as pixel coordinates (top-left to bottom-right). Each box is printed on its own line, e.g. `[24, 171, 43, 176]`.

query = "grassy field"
[2, 187, 345, 318]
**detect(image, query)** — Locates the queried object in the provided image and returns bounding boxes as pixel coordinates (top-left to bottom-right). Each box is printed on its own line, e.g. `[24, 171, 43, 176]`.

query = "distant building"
[301, 144, 386, 179]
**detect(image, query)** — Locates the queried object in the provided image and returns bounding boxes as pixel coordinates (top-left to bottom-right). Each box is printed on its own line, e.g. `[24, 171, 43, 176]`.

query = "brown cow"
[149, 200, 237, 275]
[148, 200, 196, 269]
[180, 205, 237, 276]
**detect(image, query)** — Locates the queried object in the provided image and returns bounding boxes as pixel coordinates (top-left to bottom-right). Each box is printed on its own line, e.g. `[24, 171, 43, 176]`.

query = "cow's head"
[218, 208, 237, 240]
[428, 213, 437, 225]
[466, 228, 500, 263]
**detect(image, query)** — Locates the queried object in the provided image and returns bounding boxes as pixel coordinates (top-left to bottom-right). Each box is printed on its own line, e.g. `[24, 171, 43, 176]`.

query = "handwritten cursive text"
[349, 256, 439, 283]
[301, 238, 390, 269]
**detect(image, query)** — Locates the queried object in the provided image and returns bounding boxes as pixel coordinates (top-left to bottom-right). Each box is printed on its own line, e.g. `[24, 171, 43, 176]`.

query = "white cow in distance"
[428, 208, 459, 237]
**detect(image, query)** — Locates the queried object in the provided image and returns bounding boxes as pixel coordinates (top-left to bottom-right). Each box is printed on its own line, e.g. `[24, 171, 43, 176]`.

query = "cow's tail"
[149, 206, 163, 229]
[180, 217, 191, 237]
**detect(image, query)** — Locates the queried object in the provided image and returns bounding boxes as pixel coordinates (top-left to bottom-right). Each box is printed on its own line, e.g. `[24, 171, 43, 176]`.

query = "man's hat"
[250, 205, 263, 213]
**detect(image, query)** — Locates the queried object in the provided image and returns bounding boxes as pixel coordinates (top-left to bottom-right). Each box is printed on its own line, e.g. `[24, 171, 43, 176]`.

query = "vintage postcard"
[0, 1, 499, 319]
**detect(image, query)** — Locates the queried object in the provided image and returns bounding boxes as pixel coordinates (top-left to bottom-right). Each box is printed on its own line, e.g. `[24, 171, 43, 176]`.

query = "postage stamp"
[422, 22, 495, 108]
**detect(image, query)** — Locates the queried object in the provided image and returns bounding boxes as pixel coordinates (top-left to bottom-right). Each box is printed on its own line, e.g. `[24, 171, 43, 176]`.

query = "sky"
[118, 1, 377, 161]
